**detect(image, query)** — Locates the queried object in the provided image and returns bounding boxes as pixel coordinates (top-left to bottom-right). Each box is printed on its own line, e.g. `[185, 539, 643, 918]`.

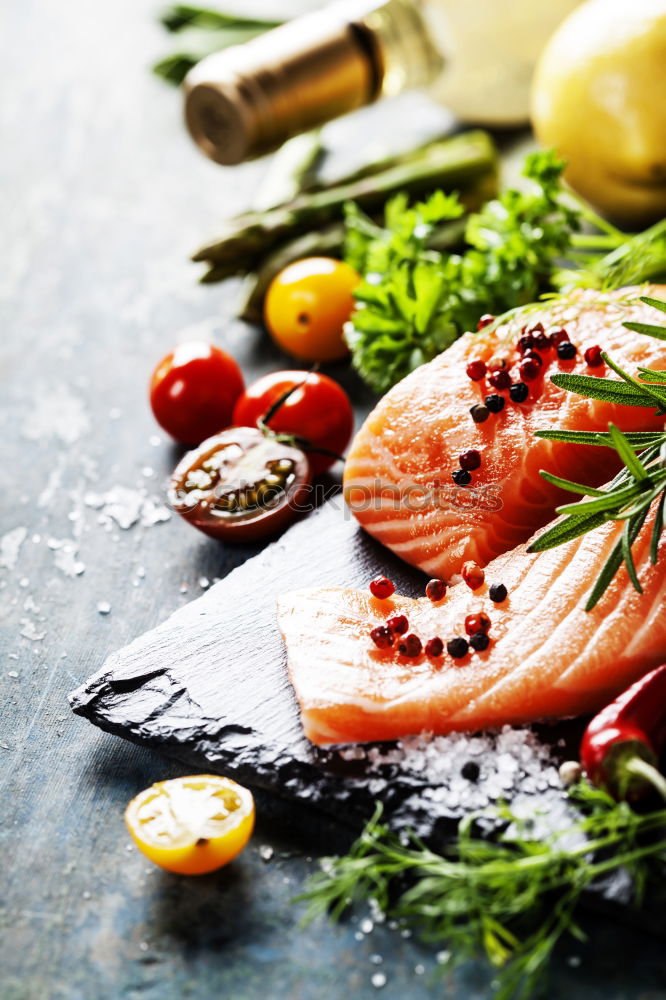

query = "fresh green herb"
[152, 4, 280, 85]
[557, 218, 666, 293]
[297, 784, 666, 1000]
[344, 151, 666, 393]
[529, 296, 666, 610]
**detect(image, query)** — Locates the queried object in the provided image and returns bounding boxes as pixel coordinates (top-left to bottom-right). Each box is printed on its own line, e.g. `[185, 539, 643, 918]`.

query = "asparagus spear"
[251, 131, 324, 212]
[192, 130, 497, 277]
[234, 212, 472, 324]
[235, 223, 345, 324]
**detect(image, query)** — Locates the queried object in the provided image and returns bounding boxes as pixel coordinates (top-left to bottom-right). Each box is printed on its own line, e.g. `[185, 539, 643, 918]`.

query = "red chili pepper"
[580, 665, 666, 801]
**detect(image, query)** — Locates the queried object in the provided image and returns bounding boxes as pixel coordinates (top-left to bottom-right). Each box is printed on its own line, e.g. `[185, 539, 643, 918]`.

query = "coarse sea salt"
[0, 527, 27, 571]
[339, 726, 565, 820]
[20, 621, 45, 641]
[84, 486, 170, 530]
[22, 385, 90, 445]
[48, 540, 86, 578]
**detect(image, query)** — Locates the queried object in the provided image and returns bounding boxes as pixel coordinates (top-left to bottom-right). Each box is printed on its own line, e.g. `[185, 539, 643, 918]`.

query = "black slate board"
[70, 500, 666, 921]
[69, 499, 586, 841]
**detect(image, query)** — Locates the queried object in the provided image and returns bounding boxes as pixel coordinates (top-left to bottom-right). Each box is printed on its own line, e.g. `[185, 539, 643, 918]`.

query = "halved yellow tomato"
[124, 775, 255, 875]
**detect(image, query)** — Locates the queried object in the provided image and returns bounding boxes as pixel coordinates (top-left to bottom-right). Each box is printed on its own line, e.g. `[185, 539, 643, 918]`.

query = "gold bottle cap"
[183, 4, 384, 165]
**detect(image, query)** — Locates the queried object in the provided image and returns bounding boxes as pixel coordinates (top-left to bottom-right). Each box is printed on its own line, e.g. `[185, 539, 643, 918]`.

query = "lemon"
[531, 0, 666, 225]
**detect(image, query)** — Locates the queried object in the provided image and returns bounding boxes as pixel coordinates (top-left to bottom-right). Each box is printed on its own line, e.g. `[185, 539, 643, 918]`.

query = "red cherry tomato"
[232, 371, 354, 476]
[149, 342, 244, 445]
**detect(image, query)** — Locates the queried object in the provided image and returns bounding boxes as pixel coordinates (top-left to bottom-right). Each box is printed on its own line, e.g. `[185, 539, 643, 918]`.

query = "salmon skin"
[277, 506, 666, 746]
[343, 287, 666, 581]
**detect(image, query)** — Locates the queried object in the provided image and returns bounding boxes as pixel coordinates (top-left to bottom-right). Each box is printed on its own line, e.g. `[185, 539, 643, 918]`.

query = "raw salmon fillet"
[277, 507, 666, 746]
[343, 287, 666, 580]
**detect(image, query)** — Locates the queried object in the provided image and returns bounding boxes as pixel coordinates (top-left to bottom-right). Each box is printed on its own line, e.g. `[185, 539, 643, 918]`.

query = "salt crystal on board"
[0, 527, 27, 570]
[23, 386, 90, 444]
[20, 622, 45, 641]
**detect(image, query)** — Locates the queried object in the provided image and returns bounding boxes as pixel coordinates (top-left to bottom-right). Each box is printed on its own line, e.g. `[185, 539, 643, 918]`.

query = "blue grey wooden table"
[1, 1, 665, 998]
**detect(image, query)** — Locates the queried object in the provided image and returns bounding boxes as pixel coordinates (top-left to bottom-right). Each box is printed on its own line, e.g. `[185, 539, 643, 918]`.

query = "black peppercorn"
[447, 636, 469, 659]
[489, 583, 508, 603]
[461, 760, 480, 782]
[509, 381, 529, 403]
[557, 341, 577, 361]
[469, 630, 490, 651]
[484, 394, 505, 414]
[452, 468, 472, 486]
[470, 404, 490, 424]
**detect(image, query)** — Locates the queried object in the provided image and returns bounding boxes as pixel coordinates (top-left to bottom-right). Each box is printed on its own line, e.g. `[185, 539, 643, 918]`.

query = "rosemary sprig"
[529, 295, 666, 609]
[297, 785, 666, 1000]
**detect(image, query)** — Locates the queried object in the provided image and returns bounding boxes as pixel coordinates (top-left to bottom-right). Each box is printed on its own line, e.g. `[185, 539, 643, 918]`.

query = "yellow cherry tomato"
[124, 775, 254, 875]
[264, 257, 360, 363]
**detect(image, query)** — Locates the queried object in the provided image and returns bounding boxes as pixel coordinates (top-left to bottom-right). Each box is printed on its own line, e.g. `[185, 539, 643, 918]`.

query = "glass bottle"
[183, 0, 581, 165]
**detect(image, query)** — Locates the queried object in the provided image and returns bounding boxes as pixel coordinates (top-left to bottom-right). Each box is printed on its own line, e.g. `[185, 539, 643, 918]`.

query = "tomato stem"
[257, 368, 346, 466]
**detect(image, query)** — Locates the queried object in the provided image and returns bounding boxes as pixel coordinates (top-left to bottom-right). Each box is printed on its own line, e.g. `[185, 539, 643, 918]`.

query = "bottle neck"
[183, 0, 443, 166]
[365, 0, 443, 97]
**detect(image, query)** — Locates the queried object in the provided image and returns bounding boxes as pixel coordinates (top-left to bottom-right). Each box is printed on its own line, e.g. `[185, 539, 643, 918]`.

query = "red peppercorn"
[477, 314, 495, 330]
[425, 637, 444, 658]
[516, 334, 534, 354]
[370, 625, 393, 649]
[549, 328, 569, 347]
[466, 359, 487, 381]
[584, 345, 603, 368]
[459, 449, 481, 472]
[527, 322, 545, 335]
[397, 633, 422, 658]
[462, 561, 485, 590]
[523, 351, 543, 368]
[369, 576, 395, 600]
[425, 578, 447, 602]
[386, 614, 409, 636]
[464, 612, 491, 635]
[488, 370, 511, 390]
[534, 332, 551, 351]
[519, 359, 541, 382]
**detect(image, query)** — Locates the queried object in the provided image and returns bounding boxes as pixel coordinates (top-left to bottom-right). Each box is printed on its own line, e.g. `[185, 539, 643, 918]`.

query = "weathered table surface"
[1, 1, 665, 998]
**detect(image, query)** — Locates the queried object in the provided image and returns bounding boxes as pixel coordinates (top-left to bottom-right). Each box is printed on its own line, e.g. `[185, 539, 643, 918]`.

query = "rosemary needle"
[530, 295, 666, 609]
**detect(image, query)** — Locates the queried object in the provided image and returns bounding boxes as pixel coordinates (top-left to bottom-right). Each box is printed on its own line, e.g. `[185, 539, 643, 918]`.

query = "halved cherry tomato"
[125, 775, 255, 875]
[168, 425, 311, 542]
[264, 257, 359, 363]
[149, 342, 244, 445]
[232, 371, 354, 476]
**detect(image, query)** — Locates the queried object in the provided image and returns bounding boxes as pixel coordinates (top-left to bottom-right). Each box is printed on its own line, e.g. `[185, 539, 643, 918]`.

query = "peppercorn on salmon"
[277, 505, 666, 746]
[343, 287, 666, 580]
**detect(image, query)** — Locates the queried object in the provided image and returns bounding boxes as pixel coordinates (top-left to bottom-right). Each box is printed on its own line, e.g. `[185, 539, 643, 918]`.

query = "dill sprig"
[528, 295, 666, 610]
[297, 784, 666, 1000]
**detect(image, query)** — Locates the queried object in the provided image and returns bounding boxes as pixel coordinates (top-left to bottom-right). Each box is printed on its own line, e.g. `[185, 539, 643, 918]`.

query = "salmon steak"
[277, 506, 666, 746]
[343, 287, 666, 580]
